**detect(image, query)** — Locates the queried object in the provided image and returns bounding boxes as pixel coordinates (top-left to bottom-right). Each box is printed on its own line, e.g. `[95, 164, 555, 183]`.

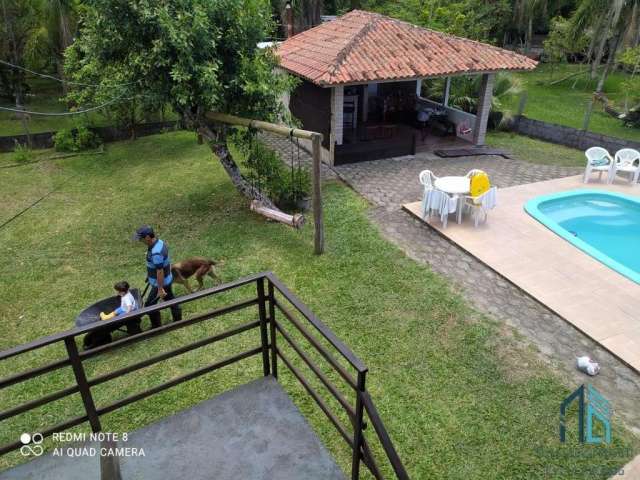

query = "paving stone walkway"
[261, 134, 640, 435]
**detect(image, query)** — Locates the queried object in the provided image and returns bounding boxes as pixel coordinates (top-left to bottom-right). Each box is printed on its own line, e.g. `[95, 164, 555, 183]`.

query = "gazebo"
[276, 10, 537, 165]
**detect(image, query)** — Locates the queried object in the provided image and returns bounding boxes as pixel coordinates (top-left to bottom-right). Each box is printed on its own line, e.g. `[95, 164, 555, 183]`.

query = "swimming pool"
[525, 190, 640, 284]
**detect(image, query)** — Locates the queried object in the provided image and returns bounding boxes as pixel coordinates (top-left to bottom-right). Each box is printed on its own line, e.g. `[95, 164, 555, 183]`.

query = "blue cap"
[133, 225, 154, 240]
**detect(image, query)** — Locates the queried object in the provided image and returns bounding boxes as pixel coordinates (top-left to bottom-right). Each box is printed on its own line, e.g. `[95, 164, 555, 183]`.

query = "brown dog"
[171, 257, 220, 293]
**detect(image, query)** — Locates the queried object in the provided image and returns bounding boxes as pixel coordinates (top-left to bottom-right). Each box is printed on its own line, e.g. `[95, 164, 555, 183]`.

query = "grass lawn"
[486, 131, 585, 167]
[506, 63, 640, 142]
[0, 132, 637, 478]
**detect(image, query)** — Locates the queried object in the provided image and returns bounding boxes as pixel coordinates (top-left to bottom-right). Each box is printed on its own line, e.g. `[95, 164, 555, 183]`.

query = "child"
[100, 281, 139, 320]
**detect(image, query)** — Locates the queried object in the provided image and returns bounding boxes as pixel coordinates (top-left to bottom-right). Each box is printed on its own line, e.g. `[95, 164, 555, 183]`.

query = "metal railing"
[0, 272, 409, 479]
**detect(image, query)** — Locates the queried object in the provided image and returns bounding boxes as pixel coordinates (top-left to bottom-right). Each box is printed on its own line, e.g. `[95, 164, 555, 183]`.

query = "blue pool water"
[525, 190, 640, 284]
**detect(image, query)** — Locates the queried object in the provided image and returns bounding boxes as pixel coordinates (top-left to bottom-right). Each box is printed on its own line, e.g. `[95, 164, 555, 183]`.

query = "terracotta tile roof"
[276, 10, 537, 86]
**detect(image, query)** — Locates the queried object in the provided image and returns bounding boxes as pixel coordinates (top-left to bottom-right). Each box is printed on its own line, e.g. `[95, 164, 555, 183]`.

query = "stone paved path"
[261, 134, 640, 435]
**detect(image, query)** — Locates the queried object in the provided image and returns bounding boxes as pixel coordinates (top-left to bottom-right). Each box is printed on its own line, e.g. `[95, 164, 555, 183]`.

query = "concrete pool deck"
[404, 175, 640, 372]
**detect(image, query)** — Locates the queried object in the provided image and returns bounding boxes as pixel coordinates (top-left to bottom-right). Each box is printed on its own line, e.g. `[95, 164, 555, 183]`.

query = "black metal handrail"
[0, 272, 408, 479]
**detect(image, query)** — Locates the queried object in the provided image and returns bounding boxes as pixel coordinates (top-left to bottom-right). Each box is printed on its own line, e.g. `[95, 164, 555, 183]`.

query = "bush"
[232, 131, 311, 211]
[54, 126, 102, 152]
[75, 126, 101, 150]
[53, 129, 77, 152]
[12, 143, 32, 163]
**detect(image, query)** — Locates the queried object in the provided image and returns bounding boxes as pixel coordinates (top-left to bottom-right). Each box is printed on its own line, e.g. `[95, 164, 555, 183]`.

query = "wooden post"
[312, 134, 324, 255]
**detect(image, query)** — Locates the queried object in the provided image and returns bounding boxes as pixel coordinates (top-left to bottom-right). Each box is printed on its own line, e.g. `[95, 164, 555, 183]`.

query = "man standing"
[134, 225, 182, 327]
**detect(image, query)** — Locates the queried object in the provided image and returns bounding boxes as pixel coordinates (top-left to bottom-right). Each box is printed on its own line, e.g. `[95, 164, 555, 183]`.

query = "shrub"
[12, 143, 32, 163]
[232, 130, 311, 211]
[54, 126, 102, 152]
[75, 126, 101, 150]
[53, 128, 77, 152]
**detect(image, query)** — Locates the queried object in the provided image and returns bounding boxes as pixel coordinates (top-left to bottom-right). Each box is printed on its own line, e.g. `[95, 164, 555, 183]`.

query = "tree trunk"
[591, 10, 613, 80]
[525, 16, 533, 54]
[197, 123, 279, 211]
[57, 7, 73, 95]
[596, 34, 621, 94]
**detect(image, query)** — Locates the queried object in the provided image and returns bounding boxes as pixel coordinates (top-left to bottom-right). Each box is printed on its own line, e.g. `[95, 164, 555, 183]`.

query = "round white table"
[434, 176, 470, 224]
[434, 176, 470, 195]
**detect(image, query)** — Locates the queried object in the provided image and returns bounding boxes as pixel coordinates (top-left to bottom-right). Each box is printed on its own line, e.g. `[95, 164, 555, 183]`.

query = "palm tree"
[513, 0, 548, 53]
[25, 0, 78, 91]
[570, 0, 640, 92]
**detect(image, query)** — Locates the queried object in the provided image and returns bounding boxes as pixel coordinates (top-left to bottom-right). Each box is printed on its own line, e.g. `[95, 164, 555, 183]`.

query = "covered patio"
[277, 10, 537, 165]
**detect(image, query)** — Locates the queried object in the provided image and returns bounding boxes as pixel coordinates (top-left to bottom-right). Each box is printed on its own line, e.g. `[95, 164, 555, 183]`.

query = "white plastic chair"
[427, 189, 457, 228]
[584, 147, 614, 184]
[465, 187, 497, 227]
[465, 169, 486, 178]
[612, 149, 640, 184]
[419, 169, 438, 218]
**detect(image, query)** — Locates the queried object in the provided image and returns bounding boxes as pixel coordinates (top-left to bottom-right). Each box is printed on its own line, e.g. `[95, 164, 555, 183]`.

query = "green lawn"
[0, 132, 637, 478]
[486, 131, 585, 167]
[506, 63, 640, 142]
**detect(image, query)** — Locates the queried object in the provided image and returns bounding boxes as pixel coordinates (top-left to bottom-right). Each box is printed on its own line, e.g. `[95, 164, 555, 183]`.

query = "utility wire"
[0, 59, 140, 88]
[0, 95, 128, 116]
[0, 173, 79, 231]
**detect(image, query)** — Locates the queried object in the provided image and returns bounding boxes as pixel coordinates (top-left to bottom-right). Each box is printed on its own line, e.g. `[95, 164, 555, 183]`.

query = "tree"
[272, 0, 322, 36]
[360, 0, 512, 43]
[619, 46, 640, 113]
[0, 0, 43, 142]
[569, 0, 640, 92]
[543, 15, 589, 77]
[65, 0, 296, 211]
[0, 0, 40, 102]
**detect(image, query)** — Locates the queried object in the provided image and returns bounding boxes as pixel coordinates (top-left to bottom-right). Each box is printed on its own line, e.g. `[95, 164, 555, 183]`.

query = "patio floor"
[0, 377, 345, 480]
[403, 175, 640, 372]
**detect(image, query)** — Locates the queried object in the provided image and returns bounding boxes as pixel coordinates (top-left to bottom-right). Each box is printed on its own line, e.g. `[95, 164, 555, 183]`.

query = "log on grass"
[250, 200, 305, 229]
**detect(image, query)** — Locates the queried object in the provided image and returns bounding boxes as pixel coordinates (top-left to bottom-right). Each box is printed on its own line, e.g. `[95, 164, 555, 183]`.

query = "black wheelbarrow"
[75, 287, 146, 350]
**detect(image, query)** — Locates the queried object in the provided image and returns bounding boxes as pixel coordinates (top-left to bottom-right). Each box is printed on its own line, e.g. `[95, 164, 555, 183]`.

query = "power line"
[0, 95, 128, 116]
[0, 173, 79, 232]
[0, 59, 140, 88]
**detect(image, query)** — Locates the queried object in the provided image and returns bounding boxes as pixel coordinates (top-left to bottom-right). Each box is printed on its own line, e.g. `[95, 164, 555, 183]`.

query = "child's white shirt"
[120, 291, 138, 314]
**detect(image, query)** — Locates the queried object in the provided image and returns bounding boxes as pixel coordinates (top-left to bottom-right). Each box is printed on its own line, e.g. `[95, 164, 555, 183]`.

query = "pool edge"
[524, 189, 640, 285]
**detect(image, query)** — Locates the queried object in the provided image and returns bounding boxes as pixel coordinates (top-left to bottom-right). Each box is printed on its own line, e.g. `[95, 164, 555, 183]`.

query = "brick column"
[473, 73, 495, 146]
[331, 85, 344, 145]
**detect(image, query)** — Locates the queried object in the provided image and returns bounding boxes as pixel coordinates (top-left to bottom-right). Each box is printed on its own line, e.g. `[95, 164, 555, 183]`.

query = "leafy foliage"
[543, 16, 589, 63]
[0, 0, 41, 102]
[53, 124, 101, 152]
[360, 0, 512, 43]
[425, 72, 522, 115]
[65, 0, 295, 127]
[11, 142, 33, 163]
[232, 130, 310, 210]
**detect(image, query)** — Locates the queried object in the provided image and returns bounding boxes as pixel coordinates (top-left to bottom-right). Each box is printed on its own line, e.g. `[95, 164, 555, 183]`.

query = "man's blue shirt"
[146, 239, 173, 287]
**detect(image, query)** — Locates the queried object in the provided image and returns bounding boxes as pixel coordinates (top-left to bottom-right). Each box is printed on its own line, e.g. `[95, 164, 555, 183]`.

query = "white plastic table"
[434, 176, 470, 195]
[434, 176, 470, 224]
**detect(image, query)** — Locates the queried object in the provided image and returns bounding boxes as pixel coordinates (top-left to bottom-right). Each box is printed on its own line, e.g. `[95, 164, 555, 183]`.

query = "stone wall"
[0, 121, 182, 153]
[510, 116, 640, 153]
